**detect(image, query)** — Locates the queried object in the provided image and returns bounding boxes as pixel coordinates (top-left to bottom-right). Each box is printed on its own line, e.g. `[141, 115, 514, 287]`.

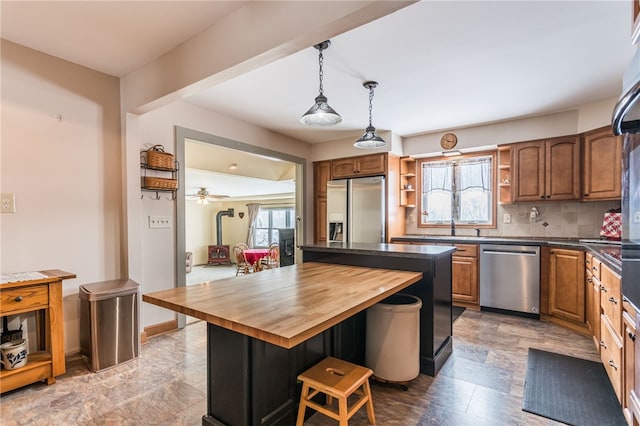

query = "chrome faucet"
[451, 219, 456, 236]
[475, 228, 481, 237]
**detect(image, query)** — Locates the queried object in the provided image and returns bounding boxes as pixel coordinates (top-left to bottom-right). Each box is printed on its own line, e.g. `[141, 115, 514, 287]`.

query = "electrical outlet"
[634, 211, 640, 223]
[149, 215, 171, 228]
[503, 213, 511, 224]
[1, 193, 16, 213]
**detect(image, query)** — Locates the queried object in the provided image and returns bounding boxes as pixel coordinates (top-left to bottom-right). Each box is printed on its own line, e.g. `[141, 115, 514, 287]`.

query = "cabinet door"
[315, 198, 327, 244]
[314, 161, 331, 197]
[512, 141, 545, 201]
[546, 136, 580, 200]
[549, 249, 585, 323]
[601, 264, 622, 337]
[331, 158, 358, 179]
[452, 256, 478, 304]
[356, 153, 386, 176]
[592, 274, 602, 352]
[586, 269, 594, 334]
[583, 127, 622, 201]
[313, 161, 331, 243]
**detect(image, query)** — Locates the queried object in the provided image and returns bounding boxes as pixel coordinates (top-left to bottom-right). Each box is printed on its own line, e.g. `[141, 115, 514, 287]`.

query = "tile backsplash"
[404, 200, 620, 239]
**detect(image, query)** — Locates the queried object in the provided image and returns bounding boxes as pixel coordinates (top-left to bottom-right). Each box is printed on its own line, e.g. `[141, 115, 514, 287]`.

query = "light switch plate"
[1, 193, 16, 213]
[149, 215, 171, 228]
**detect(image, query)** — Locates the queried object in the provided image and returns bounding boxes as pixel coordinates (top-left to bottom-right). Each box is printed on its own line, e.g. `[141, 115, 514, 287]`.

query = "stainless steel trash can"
[79, 279, 140, 372]
[365, 293, 421, 383]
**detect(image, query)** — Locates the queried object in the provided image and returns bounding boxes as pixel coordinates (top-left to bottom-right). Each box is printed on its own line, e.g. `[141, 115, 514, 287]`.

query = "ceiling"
[1, 1, 635, 196]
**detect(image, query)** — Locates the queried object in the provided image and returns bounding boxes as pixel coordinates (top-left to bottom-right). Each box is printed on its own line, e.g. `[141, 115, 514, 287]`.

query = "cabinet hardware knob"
[587, 278, 592, 283]
[629, 332, 636, 342]
[584, 193, 589, 197]
[592, 266, 597, 271]
[600, 340, 607, 348]
[540, 196, 545, 199]
[608, 296, 618, 305]
[600, 286, 607, 292]
[14, 296, 23, 302]
[608, 360, 618, 370]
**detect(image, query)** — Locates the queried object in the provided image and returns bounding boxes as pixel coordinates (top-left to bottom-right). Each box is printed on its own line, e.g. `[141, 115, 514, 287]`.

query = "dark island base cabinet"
[302, 250, 453, 377]
[202, 316, 361, 426]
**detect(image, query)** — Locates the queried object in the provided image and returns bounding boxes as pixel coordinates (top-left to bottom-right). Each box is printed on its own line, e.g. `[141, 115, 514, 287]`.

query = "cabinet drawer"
[601, 266, 622, 336]
[453, 244, 478, 257]
[1, 285, 49, 315]
[601, 315, 623, 402]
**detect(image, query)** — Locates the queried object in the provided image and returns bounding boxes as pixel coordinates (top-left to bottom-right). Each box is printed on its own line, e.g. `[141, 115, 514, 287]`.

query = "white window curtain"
[246, 203, 261, 247]
[421, 155, 493, 225]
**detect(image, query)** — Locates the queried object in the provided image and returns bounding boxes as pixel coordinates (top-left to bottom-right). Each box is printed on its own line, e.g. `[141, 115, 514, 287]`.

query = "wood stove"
[208, 245, 230, 265]
[207, 208, 234, 265]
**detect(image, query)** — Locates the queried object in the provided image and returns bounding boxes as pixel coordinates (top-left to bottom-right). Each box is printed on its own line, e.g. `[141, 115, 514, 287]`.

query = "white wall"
[0, 40, 123, 353]
[136, 101, 311, 329]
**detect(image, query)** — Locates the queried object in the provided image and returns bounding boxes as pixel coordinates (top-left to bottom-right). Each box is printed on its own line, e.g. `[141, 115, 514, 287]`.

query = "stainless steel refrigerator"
[326, 176, 385, 244]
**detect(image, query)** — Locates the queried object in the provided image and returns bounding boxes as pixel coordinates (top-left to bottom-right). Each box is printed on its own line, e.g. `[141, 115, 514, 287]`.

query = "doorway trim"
[174, 126, 306, 327]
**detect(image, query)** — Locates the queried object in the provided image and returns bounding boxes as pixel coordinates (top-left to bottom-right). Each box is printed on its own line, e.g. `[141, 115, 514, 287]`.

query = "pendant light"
[300, 40, 342, 126]
[354, 81, 386, 149]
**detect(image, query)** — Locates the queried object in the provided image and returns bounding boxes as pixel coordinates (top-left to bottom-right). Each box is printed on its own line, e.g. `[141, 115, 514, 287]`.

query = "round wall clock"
[440, 133, 458, 150]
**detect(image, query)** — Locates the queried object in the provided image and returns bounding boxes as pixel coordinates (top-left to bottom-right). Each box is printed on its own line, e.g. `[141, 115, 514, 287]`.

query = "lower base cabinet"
[452, 244, 478, 305]
[549, 248, 585, 324]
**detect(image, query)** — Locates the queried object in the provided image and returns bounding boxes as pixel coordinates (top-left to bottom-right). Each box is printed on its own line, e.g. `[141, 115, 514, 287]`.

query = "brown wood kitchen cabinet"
[512, 135, 580, 202]
[331, 153, 386, 179]
[582, 126, 622, 201]
[452, 244, 479, 306]
[313, 161, 331, 244]
[585, 252, 602, 352]
[549, 248, 585, 324]
[600, 262, 623, 402]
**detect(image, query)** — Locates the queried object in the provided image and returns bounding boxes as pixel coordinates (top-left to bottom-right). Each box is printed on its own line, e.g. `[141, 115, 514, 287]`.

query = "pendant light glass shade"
[354, 81, 386, 149]
[300, 41, 342, 126]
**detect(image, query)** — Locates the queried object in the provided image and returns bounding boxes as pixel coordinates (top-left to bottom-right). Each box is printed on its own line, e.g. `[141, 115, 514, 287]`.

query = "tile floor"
[0, 309, 601, 425]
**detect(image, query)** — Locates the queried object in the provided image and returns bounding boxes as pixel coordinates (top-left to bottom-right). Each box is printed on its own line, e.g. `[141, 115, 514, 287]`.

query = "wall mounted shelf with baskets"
[140, 145, 179, 200]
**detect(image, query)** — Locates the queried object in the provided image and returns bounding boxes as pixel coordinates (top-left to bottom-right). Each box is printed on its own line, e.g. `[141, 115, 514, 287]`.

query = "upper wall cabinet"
[331, 153, 386, 179]
[512, 136, 580, 202]
[582, 126, 622, 202]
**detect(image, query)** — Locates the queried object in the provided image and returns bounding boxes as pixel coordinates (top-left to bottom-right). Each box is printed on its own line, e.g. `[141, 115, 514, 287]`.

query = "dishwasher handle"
[482, 249, 538, 256]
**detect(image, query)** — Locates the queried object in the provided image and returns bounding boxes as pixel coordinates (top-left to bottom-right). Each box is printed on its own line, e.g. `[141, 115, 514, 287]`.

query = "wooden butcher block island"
[144, 244, 453, 426]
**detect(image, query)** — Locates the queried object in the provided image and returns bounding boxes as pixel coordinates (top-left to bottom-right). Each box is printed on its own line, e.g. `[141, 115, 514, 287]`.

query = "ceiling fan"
[186, 187, 229, 204]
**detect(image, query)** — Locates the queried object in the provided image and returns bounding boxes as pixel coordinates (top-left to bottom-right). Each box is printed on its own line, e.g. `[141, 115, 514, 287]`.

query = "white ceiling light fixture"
[300, 40, 342, 127]
[354, 81, 386, 149]
[228, 163, 238, 170]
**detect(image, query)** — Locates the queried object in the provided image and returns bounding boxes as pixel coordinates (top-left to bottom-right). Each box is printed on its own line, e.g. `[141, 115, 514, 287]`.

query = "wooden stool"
[296, 356, 376, 426]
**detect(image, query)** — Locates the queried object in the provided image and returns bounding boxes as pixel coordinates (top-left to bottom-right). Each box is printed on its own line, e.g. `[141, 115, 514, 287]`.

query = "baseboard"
[143, 319, 178, 340]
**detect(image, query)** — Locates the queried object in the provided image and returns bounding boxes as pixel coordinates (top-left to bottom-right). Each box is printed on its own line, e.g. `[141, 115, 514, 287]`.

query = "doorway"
[174, 126, 306, 317]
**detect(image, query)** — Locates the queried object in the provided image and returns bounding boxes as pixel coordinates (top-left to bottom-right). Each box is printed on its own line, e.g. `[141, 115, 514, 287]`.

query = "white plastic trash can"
[366, 293, 422, 382]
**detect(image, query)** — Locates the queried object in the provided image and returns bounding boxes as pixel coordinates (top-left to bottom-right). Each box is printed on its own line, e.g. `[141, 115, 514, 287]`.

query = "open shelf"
[400, 157, 417, 207]
[497, 146, 512, 204]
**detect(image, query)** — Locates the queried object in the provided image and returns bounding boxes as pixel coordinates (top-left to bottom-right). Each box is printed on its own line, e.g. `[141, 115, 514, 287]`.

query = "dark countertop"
[301, 242, 456, 259]
[390, 235, 621, 273]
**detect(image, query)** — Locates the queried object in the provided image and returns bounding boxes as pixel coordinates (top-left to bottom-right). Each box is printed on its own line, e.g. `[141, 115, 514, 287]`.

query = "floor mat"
[523, 348, 626, 426]
[452, 306, 466, 322]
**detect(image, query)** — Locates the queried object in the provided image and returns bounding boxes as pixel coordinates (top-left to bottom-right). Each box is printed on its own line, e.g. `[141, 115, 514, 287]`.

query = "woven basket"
[146, 145, 174, 169]
[143, 176, 178, 190]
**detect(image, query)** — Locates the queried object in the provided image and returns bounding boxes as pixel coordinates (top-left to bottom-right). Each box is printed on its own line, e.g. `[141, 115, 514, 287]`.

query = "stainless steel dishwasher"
[479, 244, 540, 318]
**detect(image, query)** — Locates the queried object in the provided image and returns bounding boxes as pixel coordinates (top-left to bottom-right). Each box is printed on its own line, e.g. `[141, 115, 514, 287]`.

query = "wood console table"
[0, 269, 75, 393]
